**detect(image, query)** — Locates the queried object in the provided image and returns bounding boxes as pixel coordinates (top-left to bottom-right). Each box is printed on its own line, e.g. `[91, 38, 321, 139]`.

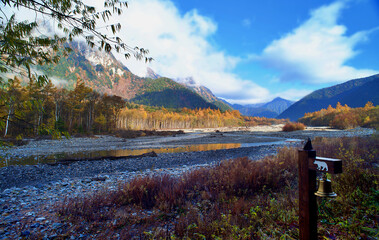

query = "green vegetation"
[282, 122, 306, 132]
[209, 100, 233, 112]
[138, 78, 182, 93]
[57, 136, 378, 239]
[299, 102, 379, 129]
[131, 88, 219, 110]
[130, 78, 224, 110]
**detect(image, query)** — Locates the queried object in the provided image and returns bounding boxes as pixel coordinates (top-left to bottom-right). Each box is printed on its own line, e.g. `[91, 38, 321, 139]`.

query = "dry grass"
[282, 122, 306, 132]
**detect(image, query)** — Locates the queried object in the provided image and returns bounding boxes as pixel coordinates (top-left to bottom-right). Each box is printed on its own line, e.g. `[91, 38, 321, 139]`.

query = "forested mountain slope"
[36, 42, 219, 110]
[278, 74, 379, 120]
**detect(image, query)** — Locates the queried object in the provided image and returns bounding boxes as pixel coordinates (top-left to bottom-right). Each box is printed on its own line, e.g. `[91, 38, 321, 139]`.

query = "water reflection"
[1, 139, 300, 167]
[1, 143, 241, 167]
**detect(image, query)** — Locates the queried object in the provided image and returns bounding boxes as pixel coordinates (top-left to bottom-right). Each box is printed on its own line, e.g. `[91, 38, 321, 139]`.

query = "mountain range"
[147, 72, 233, 111]
[36, 42, 223, 110]
[231, 97, 294, 118]
[34, 41, 378, 120]
[278, 74, 379, 121]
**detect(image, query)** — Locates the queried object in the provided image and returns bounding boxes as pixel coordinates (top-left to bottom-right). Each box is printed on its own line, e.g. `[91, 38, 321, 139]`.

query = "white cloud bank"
[260, 1, 378, 84]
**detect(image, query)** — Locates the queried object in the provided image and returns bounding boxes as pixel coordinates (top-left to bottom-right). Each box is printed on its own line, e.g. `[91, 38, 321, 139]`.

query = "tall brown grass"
[57, 136, 378, 239]
[282, 122, 306, 132]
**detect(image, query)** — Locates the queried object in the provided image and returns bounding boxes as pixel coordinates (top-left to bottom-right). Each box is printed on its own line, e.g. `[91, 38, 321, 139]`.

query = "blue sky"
[126, 0, 379, 104]
[189, 0, 379, 81]
[114, 0, 378, 104]
[8, 0, 379, 104]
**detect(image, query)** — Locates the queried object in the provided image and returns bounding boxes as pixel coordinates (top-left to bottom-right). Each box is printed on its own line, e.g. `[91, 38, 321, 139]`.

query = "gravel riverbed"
[0, 126, 376, 239]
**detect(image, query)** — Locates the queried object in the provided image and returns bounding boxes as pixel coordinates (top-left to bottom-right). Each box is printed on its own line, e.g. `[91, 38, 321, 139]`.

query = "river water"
[0, 138, 301, 167]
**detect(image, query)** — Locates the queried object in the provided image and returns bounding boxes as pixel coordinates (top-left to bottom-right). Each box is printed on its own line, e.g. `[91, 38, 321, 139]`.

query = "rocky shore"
[0, 126, 376, 239]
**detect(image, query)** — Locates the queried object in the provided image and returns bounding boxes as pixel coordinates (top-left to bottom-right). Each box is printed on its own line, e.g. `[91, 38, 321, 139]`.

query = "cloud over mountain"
[107, 0, 270, 104]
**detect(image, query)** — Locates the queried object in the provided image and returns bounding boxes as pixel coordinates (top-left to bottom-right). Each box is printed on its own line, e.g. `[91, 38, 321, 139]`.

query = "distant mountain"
[175, 77, 218, 102]
[130, 77, 219, 109]
[144, 68, 232, 111]
[175, 77, 233, 111]
[262, 97, 294, 115]
[232, 97, 294, 118]
[36, 41, 219, 110]
[146, 67, 161, 79]
[232, 104, 277, 118]
[278, 74, 379, 121]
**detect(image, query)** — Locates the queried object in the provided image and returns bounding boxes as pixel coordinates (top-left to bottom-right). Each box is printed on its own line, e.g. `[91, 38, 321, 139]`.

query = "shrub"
[282, 122, 306, 132]
[312, 137, 379, 239]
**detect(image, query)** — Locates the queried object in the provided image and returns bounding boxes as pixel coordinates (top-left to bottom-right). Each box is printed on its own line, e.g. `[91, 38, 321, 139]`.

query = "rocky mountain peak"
[146, 67, 162, 79]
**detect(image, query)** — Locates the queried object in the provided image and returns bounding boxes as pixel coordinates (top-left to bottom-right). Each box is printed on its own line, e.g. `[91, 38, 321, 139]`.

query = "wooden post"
[298, 139, 342, 240]
[298, 148, 318, 240]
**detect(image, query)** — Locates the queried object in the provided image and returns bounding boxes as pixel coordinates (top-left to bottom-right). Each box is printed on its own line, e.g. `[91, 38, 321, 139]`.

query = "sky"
[5, 0, 379, 104]
[114, 0, 379, 104]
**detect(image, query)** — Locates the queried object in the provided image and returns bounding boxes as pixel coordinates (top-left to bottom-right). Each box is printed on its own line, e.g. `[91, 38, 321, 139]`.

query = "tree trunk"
[4, 108, 12, 137]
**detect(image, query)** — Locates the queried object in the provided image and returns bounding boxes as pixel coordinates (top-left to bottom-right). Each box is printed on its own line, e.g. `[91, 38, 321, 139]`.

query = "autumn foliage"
[299, 102, 379, 129]
[1, 77, 287, 138]
[0, 77, 126, 138]
[117, 106, 286, 130]
[282, 122, 306, 132]
[118, 107, 243, 129]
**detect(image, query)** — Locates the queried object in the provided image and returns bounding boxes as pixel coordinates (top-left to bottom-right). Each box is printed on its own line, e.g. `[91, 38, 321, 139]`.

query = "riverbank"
[1, 125, 374, 158]
[0, 126, 376, 239]
[0, 126, 375, 190]
[0, 143, 290, 239]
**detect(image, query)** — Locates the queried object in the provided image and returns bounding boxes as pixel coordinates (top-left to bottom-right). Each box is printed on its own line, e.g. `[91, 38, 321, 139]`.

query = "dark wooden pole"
[298, 145, 318, 240]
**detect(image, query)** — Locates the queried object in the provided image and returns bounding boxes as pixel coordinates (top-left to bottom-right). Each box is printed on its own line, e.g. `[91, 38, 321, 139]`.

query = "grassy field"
[57, 136, 378, 239]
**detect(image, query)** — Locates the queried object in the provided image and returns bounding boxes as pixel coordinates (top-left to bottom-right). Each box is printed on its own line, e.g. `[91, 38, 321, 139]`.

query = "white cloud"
[260, 1, 378, 84]
[102, 0, 270, 103]
[2, 0, 271, 104]
[9, 0, 377, 104]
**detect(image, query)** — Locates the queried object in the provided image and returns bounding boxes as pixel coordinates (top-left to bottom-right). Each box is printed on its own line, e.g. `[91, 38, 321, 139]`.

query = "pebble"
[21, 230, 30, 236]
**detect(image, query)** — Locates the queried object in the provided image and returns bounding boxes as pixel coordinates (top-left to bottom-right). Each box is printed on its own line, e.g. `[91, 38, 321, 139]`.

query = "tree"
[98, 94, 125, 131]
[0, 0, 151, 85]
[1, 77, 24, 136]
[0, 0, 151, 139]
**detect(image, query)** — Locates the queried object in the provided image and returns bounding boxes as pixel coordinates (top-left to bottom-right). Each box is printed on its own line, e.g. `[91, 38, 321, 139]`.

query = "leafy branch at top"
[0, 0, 152, 84]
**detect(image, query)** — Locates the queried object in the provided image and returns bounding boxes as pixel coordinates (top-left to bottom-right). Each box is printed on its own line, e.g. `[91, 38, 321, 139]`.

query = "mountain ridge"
[146, 68, 232, 111]
[36, 41, 220, 110]
[278, 74, 379, 121]
[232, 97, 294, 118]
